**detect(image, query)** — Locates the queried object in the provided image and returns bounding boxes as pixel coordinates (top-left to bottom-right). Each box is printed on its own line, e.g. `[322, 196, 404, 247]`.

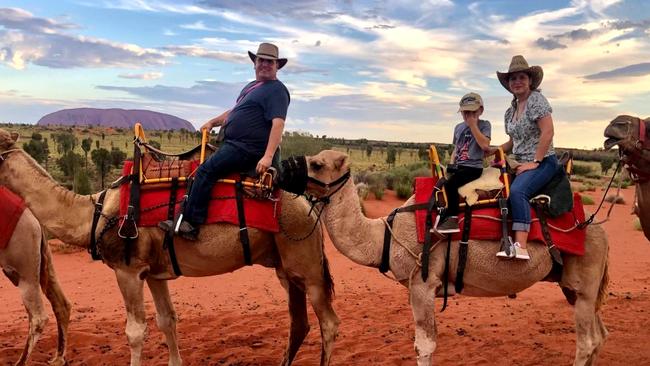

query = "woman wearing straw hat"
[493, 55, 559, 260]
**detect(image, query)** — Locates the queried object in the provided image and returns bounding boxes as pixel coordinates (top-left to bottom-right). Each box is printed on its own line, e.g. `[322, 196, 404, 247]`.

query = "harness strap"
[164, 178, 182, 276]
[533, 199, 564, 266]
[379, 208, 398, 273]
[235, 178, 253, 266]
[455, 204, 472, 294]
[89, 190, 107, 260]
[441, 234, 452, 312]
[498, 198, 514, 257]
[421, 186, 440, 282]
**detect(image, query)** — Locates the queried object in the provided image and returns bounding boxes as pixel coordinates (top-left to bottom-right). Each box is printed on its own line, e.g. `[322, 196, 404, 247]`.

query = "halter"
[305, 171, 351, 206]
[0, 148, 20, 164]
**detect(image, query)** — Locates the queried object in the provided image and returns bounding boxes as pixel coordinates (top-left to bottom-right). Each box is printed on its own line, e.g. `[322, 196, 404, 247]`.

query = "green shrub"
[581, 195, 595, 205]
[621, 181, 631, 189]
[396, 182, 413, 199]
[633, 217, 642, 231]
[605, 195, 626, 204]
[372, 186, 385, 200]
[572, 163, 592, 176]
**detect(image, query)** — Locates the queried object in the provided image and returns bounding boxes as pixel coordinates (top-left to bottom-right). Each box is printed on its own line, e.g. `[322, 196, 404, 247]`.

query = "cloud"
[118, 72, 164, 80]
[161, 45, 247, 63]
[583, 62, 650, 80]
[0, 8, 171, 69]
[198, 0, 344, 19]
[95, 80, 244, 106]
[535, 37, 567, 50]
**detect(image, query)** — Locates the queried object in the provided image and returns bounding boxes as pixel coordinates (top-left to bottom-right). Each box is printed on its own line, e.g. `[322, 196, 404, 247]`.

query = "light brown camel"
[0, 129, 339, 366]
[288, 150, 609, 366]
[604, 114, 650, 240]
[1, 205, 71, 366]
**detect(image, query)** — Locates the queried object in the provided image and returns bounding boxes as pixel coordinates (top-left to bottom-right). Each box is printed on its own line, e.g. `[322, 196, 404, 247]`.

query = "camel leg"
[116, 268, 148, 366]
[146, 278, 182, 366]
[573, 294, 608, 366]
[40, 234, 71, 366]
[409, 277, 439, 366]
[304, 275, 339, 365]
[15, 277, 48, 366]
[276, 268, 310, 366]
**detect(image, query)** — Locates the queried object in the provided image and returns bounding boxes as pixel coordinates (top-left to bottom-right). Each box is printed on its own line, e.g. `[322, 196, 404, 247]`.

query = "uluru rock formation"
[37, 108, 195, 131]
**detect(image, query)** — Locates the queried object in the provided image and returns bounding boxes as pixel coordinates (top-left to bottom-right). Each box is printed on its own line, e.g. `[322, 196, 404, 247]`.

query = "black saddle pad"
[536, 165, 573, 217]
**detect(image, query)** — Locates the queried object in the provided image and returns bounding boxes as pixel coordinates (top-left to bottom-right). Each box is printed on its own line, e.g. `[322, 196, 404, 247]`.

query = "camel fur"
[456, 166, 504, 206]
[0, 129, 339, 366]
[302, 150, 609, 366]
[604, 114, 650, 240]
[0, 206, 71, 366]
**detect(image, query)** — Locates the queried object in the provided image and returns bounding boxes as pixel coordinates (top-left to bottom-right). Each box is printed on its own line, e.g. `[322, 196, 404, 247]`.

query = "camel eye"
[310, 161, 323, 171]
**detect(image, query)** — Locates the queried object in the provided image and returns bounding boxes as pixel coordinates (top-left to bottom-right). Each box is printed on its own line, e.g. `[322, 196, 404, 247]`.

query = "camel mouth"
[603, 137, 620, 150]
[277, 156, 309, 195]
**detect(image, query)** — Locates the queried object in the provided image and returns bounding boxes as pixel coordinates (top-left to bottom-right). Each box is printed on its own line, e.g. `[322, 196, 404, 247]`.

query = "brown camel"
[0, 129, 339, 366]
[288, 150, 609, 366]
[1, 205, 71, 366]
[604, 114, 650, 240]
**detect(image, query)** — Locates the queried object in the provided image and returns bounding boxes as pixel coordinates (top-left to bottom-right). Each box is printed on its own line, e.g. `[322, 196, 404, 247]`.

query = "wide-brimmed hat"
[248, 42, 287, 69]
[496, 55, 543, 93]
[458, 92, 484, 112]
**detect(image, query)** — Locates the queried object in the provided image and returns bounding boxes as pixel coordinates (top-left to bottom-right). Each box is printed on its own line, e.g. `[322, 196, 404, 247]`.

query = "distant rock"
[37, 108, 195, 131]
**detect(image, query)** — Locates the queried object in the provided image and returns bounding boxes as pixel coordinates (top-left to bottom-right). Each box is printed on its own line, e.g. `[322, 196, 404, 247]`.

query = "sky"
[1, 0, 650, 149]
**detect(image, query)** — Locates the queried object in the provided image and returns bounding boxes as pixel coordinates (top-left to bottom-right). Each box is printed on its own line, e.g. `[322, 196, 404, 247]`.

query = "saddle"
[114, 123, 280, 274]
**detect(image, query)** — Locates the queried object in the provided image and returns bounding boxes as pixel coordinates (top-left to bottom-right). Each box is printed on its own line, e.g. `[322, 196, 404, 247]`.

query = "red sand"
[1, 188, 649, 365]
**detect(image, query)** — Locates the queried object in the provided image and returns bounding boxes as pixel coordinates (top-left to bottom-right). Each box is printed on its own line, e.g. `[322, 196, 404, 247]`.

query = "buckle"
[500, 207, 508, 215]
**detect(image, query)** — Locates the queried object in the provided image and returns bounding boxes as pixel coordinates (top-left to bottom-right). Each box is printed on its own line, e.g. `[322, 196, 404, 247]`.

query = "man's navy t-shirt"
[223, 80, 290, 157]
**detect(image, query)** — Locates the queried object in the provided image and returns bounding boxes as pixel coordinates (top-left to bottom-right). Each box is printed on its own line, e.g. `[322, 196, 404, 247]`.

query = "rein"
[0, 148, 20, 164]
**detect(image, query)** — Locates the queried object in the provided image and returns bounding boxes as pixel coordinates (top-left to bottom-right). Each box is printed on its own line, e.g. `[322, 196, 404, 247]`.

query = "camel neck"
[2, 151, 94, 248]
[320, 179, 386, 267]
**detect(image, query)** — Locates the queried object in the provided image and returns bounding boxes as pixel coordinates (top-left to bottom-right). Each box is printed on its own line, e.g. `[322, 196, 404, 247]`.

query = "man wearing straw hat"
[159, 42, 290, 240]
[492, 55, 558, 260]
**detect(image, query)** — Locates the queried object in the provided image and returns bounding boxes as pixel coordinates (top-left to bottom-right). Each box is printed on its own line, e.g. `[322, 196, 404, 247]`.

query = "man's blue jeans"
[183, 142, 258, 224]
[509, 154, 559, 232]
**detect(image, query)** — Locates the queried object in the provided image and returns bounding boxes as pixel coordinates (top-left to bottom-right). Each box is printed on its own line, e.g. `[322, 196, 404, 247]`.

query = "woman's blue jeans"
[183, 142, 258, 224]
[508, 154, 559, 232]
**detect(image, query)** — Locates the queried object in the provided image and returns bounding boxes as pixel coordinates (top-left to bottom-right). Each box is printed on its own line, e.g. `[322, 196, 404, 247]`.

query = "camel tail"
[595, 247, 609, 312]
[322, 248, 335, 302]
[38, 228, 51, 291]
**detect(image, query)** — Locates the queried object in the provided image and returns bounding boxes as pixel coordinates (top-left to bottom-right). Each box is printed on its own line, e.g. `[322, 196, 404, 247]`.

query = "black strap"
[440, 234, 452, 312]
[498, 198, 513, 256]
[164, 178, 182, 276]
[421, 187, 440, 282]
[235, 179, 252, 266]
[534, 202, 564, 266]
[379, 209, 398, 273]
[455, 204, 472, 293]
[89, 190, 107, 260]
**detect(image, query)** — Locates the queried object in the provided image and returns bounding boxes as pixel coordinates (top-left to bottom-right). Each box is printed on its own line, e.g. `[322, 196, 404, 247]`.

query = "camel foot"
[48, 356, 67, 366]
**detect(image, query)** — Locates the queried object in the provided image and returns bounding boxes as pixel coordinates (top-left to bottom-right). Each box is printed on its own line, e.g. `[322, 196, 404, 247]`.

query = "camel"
[0, 129, 339, 366]
[285, 150, 609, 366]
[604, 114, 650, 240]
[1, 205, 71, 366]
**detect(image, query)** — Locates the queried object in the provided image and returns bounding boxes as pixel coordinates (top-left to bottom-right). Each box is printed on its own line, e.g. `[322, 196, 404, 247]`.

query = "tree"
[365, 144, 373, 159]
[81, 137, 93, 168]
[110, 148, 127, 169]
[74, 169, 92, 194]
[386, 147, 396, 167]
[600, 157, 615, 175]
[57, 151, 83, 192]
[92, 148, 112, 189]
[52, 132, 77, 154]
[95, 140, 100, 149]
[23, 138, 48, 164]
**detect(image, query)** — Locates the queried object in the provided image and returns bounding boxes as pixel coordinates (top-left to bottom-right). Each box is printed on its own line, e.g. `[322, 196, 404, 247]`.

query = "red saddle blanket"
[119, 161, 280, 232]
[414, 177, 586, 255]
[0, 186, 26, 250]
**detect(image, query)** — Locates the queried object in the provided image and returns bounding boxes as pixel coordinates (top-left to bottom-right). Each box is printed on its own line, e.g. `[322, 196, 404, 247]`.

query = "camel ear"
[10, 132, 19, 144]
[334, 154, 348, 171]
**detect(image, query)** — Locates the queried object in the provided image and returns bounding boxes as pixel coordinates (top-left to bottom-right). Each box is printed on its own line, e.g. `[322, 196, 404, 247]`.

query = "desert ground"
[1, 187, 649, 365]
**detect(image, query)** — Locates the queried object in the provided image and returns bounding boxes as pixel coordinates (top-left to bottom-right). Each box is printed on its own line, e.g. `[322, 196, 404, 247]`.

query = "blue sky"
[1, 0, 650, 148]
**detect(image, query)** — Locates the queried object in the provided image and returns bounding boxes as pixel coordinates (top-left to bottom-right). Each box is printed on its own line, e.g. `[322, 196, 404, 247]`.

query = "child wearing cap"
[435, 93, 492, 233]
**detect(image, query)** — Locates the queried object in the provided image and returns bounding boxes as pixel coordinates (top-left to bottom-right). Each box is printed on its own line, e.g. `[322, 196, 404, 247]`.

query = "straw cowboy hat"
[496, 55, 543, 93]
[248, 42, 288, 69]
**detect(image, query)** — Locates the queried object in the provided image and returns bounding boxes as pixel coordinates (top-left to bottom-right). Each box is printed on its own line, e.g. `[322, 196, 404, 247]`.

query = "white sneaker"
[496, 241, 515, 258]
[513, 242, 530, 260]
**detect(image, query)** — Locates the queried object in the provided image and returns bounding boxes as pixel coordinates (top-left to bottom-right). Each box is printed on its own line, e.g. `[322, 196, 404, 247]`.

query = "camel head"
[0, 128, 19, 152]
[277, 150, 350, 198]
[603, 115, 647, 151]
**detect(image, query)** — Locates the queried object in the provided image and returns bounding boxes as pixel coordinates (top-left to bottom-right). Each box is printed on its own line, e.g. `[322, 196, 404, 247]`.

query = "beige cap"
[458, 92, 483, 112]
